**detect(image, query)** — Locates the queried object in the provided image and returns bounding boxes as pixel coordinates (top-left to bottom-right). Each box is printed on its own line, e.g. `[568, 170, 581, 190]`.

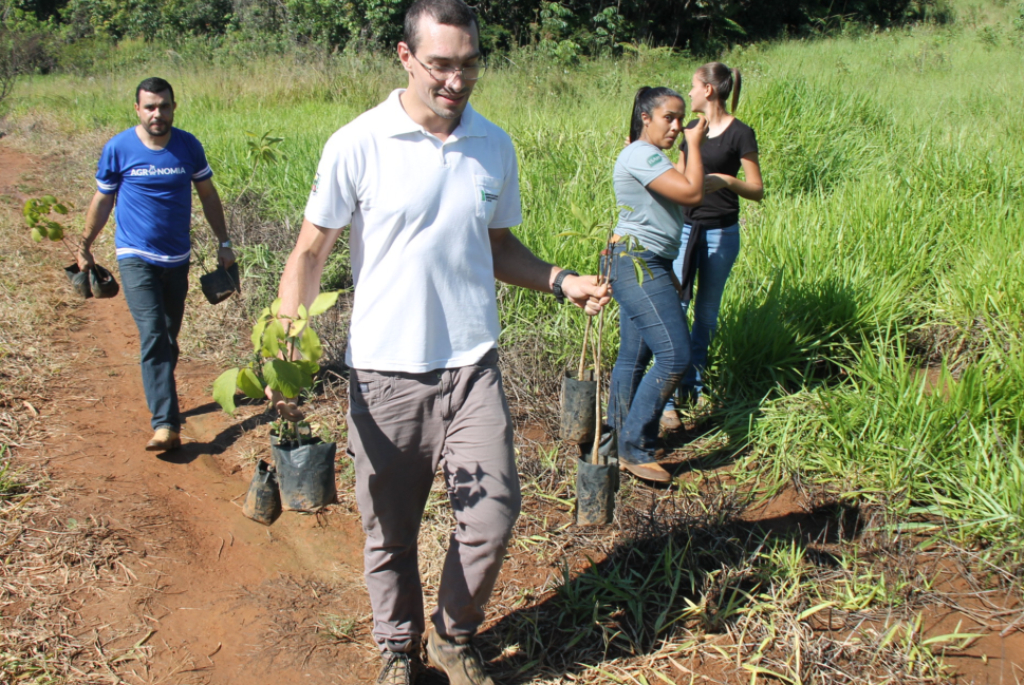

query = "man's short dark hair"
[403, 0, 479, 54]
[136, 77, 175, 103]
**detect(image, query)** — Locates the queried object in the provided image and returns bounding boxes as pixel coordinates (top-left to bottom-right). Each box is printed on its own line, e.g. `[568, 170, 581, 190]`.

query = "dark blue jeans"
[119, 257, 189, 432]
[604, 245, 691, 465]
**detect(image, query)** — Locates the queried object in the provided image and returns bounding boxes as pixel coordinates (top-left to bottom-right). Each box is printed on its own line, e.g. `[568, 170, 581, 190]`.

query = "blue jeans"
[604, 245, 691, 465]
[666, 223, 740, 408]
[119, 257, 190, 431]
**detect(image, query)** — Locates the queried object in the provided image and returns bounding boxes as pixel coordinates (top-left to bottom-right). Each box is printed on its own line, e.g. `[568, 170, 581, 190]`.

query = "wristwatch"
[552, 269, 579, 304]
[220, 240, 232, 248]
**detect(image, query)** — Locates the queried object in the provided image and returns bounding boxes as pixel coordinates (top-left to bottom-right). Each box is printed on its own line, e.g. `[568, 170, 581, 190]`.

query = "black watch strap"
[552, 269, 579, 304]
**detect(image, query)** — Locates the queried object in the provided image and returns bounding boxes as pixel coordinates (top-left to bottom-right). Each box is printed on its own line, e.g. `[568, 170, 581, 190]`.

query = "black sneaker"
[425, 630, 494, 685]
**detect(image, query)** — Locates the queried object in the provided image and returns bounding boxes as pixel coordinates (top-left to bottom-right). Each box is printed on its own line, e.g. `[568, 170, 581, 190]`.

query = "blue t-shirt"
[612, 141, 685, 260]
[96, 127, 213, 266]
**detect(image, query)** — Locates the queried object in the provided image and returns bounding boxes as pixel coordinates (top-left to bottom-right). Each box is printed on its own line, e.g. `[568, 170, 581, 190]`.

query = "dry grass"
[0, 127, 163, 685]
[0, 487, 155, 684]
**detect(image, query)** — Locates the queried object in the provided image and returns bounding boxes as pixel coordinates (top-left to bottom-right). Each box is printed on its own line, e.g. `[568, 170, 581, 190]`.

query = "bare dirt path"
[2, 141, 376, 684]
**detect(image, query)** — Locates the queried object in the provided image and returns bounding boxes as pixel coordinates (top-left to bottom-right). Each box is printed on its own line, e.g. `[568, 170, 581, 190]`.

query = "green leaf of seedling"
[250, 319, 268, 353]
[298, 325, 323, 363]
[237, 367, 265, 399]
[263, 359, 307, 398]
[54, 203, 68, 214]
[261, 319, 285, 357]
[296, 359, 319, 377]
[41, 194, 57, 204]
[270, 298, 282, 316]
[308, 291, 340, 316]
[297, 303, 308, 319]
[48, 226, 64, 241]
[288, 320, 307, 341]
[212, 368, 240, 414]
[30, 228, 44, 243]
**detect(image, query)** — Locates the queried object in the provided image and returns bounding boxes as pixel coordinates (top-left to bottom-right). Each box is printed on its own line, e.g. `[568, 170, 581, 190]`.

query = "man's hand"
[562, 274, 612, 316]
[265, 386, 305, 422]
[77, 244, 95, 271]
[704, 174, 730, 193]
[218, 246, 236, 270]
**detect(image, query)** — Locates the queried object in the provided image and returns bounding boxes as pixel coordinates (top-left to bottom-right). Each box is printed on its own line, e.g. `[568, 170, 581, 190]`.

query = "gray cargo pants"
[347, 349, 521, 650]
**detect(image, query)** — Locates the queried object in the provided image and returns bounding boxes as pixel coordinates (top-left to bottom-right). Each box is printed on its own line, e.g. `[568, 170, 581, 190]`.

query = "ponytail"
[628, 85, 684, 143]
[696, 62, 742, 113]
[731, 68, 742, 113]
[629, 87, 650, 143]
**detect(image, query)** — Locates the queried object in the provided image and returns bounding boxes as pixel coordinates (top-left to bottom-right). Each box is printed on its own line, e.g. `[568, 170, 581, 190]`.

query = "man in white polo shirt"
[273, 1, 609, 683]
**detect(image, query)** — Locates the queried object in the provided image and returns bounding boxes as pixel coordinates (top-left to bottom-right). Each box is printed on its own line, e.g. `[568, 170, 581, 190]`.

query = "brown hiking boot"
[377, 649, 421, 685]
[659, 410, 682, 432]
[620, 459, 672, 483]
[145, 427, 180, 452]
[426, 630, 494, 685]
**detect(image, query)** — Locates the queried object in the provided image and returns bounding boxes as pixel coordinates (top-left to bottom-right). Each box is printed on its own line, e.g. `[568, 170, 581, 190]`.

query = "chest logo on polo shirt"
[311, 171, 320, 195]
[128, 164, 187, 177]
[647, 153, 665, 167]
[480, 189, 499, 203]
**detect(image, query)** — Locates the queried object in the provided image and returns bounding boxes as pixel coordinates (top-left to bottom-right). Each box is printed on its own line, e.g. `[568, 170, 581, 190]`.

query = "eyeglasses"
[411, 53, 486, 83]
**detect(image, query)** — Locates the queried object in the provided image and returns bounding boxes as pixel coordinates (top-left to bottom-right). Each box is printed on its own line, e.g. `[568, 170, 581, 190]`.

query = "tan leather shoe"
[620, 458, 672, 483]
[660, 410, 682, 432]
[145, 428, 181, 452]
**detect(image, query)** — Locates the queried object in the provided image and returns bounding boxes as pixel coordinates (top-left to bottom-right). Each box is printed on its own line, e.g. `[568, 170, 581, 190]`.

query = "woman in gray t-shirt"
[604, 86, 708, 483]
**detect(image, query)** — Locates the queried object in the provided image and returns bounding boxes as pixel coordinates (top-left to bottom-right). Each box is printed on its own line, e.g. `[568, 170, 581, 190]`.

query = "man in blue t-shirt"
[78, 77, 234, 452]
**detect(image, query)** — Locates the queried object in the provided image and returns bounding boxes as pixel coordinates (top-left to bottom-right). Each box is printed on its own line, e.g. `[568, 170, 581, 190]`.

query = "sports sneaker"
[377, 648, 420, 685]
[425, 630, 495, 685]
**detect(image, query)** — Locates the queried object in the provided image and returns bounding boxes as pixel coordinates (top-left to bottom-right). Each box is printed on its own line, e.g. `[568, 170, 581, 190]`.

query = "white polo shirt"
[305, 89, 523, 373]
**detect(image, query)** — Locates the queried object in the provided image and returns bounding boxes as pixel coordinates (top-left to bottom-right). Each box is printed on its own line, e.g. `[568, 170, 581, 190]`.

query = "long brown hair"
[695, 62, 742, 113]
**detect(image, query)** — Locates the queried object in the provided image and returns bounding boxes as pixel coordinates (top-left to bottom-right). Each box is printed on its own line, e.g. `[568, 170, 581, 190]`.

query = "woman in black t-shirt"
[662, 62, 764, 428]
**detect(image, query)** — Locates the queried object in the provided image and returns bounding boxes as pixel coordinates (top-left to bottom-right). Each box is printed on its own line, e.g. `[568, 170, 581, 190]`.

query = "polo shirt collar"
[382, 88, 488, 140]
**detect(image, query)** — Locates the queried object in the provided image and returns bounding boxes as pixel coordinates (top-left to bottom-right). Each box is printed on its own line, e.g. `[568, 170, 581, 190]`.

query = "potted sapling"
[24, 195, 119, 298]
[213, 291, 341, 514]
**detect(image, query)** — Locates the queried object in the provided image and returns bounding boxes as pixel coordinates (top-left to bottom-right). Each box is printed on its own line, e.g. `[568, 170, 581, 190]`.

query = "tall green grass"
[11, 2, 1024, 543]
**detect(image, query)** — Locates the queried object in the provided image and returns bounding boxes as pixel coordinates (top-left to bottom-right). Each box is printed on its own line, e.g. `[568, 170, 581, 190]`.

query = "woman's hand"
[684, 117, 709, 147]
[704, 174, 730, 193]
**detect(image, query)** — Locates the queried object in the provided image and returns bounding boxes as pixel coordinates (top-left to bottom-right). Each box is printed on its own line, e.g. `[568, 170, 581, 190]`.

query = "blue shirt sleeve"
[95, 140, 121, 195]
[623, 143, 674, 187]
[185, 133, 213, 182]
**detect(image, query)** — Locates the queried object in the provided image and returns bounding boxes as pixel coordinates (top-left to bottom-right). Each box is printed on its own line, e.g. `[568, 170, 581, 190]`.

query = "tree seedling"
[24, 195, 78, 260]
[236, 130, 286, 202]
[213, 291, 341, 440]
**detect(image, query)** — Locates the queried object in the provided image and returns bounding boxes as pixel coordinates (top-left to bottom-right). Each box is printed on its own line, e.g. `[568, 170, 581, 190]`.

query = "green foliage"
[59, 0, 231, 40]
[244, 130, 285, 167]
[23, 195, 71, 245]
[6, 0, 947, 59]
[212, 291, 341, 414]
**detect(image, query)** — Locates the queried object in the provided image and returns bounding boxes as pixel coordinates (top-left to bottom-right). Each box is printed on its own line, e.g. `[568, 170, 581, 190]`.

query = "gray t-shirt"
[612, 141, 685, 259]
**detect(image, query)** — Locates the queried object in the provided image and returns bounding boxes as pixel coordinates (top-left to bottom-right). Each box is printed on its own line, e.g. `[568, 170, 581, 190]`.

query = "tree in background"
[0, 0, 944, 59]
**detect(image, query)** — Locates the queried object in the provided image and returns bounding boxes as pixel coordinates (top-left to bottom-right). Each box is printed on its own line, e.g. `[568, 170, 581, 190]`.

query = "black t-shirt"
[680, 118, 758, 224]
